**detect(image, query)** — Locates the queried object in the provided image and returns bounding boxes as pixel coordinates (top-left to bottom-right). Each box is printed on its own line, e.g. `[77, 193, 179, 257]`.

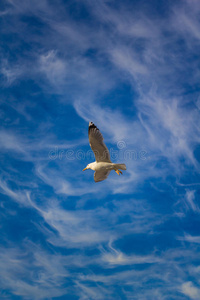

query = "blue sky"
[1, 0, 200, 299]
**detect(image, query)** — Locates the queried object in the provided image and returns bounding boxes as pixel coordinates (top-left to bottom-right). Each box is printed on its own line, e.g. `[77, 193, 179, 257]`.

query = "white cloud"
[0, 179, 29, 207]
[28, 195, 112, 248]
[0, 59, 22, 86]
[181, 281, 200, 299]
[74, 100, 131, 142]
[137, 95, 200, 171]
[0, 243, 69, 299]
[75, 280, 108, 300]
[79, 246, 200, 299]
[39, 50, 67, 88]
[109, 46, 148, 78]
[0, 130, 26, 154]
[184, 190, 200, 212]
[101, 240, 161, 266]
[179, 234, 200, 244]
[172, 1, 200, 43]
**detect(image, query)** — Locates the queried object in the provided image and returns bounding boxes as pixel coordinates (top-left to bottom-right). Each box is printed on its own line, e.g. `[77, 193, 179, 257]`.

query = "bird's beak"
[82, 168, 87, 171]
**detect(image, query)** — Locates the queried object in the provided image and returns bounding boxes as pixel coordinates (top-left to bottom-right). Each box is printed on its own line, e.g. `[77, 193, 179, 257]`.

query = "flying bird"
[83, 122, 126, 182]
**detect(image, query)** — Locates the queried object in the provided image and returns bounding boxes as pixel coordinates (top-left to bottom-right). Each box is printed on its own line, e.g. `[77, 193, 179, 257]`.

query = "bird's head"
[82, 163, 91, 171]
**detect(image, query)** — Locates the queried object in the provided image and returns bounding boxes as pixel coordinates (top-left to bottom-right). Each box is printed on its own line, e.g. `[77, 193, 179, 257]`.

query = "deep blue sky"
[1, 0, 200, 299]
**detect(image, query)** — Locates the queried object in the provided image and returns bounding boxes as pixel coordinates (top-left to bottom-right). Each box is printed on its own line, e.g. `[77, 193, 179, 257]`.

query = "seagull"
[83, 122, 126, 182]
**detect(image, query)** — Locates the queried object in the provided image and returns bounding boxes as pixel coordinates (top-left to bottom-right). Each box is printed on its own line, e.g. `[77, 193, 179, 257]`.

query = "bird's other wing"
[94, 170, 111, 182]
[88, 122, 111, 162]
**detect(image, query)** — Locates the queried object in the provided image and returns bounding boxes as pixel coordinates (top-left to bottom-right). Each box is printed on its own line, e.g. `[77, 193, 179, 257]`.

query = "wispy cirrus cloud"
[184, 190, 200, 213]
[178, 234, 200, 244]
[181, 281, 200, 300]
[77, 246, 200, 300]
[0, 243, 69, 299]
[0, 59, 22, 86]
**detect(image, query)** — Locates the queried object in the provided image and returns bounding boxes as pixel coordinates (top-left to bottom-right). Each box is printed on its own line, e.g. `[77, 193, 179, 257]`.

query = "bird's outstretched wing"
[94, 170, 111, 182]
[88, 122, 111, 162]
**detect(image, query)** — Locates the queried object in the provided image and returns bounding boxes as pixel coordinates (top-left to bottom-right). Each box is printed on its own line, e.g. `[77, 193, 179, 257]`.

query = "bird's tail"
[114, 163, 126, 170]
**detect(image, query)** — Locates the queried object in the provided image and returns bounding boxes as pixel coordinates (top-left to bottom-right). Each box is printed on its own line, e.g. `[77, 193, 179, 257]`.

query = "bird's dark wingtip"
[89, 122, 97, 130]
